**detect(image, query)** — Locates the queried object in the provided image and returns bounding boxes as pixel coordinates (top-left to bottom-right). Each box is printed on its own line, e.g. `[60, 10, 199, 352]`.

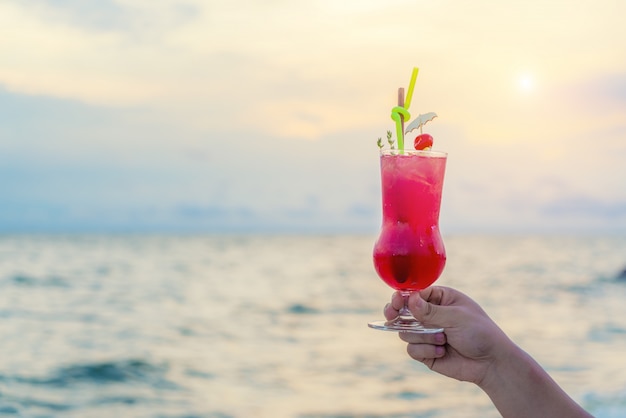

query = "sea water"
[0, 234, 625, 418]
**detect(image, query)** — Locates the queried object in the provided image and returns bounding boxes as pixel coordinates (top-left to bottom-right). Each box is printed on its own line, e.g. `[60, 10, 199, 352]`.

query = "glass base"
[368, 318, 443, 333]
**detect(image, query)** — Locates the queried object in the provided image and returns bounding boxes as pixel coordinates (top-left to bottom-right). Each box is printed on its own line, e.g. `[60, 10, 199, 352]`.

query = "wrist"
[476, 337, 528, 394]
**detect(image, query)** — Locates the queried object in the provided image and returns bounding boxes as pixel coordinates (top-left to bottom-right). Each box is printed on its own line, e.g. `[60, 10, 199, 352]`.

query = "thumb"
[407, 292, 446, 327]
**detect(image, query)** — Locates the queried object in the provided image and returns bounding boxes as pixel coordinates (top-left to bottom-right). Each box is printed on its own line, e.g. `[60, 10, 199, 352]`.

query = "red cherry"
[413, 133, 433, 150]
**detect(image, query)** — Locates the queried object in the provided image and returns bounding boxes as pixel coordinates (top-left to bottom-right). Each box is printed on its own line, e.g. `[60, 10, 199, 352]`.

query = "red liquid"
[373, 151, 447, 291]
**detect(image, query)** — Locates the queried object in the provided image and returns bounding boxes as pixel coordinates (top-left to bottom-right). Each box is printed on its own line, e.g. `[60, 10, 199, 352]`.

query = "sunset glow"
[1, 0, 625, 233]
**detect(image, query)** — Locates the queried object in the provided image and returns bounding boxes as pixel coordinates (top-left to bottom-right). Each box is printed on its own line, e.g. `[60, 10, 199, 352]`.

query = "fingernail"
[435, 346, 445, 357]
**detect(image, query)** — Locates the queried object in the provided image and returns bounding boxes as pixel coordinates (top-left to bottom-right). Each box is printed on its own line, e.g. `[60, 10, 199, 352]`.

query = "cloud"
[3, 0, 626, 140]
[541, 196, 626, 220]
[597, 74, 626, 104]
[22, 0, 130, 31]
[3, 80, 626, 234]
[2, 1, 626, 233]
[0, 1, 205, 105]
[0, 86, 381, 233]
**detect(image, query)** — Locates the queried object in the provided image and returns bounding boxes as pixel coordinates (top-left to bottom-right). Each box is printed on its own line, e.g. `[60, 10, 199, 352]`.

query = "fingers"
[383, 303, 396, 320]
[406, 342, 446, 361]
[419, 286, 446, 305]
[399, 331, 446, 345]
[407, 292, 445, 327]
[383, 292, 405, 320]
[390, 291, 405, 310]
[400, 332, 447, 362]
[384, 287, 467, 327]
[383, 292, 449, 364]
[419, 285, 461, 307]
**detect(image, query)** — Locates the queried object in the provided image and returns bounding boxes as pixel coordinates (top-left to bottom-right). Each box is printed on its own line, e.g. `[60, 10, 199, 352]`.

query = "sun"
[517, 74, 535, 93]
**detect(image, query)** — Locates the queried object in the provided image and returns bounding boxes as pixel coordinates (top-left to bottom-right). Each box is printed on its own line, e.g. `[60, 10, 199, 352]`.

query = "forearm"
[479, 343, 592, 418]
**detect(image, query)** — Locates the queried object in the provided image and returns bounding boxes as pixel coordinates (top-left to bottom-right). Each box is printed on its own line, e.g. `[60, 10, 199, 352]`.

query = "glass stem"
[398, 291, 414, 320]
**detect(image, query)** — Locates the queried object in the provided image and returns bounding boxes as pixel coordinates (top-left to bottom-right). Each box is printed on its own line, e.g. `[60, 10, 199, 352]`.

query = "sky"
[1, 0, 625, 234]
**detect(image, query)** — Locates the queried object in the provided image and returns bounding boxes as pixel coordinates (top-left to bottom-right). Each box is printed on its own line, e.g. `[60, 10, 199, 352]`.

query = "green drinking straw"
[404, 67, 419, 110]
[390, 67, 419, 152]
[391, 105, 410, 151]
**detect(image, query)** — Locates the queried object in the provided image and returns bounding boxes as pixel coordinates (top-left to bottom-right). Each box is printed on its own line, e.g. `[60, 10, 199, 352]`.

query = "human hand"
[385, 286, 594, 418]
[384, 286, 515, 386]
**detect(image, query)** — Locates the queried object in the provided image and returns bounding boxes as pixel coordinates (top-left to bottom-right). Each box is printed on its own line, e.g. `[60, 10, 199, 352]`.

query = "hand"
[384, 286, 594, 417]
[384, 286, 514, 385]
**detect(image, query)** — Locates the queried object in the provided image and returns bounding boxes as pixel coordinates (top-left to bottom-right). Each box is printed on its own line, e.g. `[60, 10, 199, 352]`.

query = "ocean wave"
[584, 390, 626, 418]
[3, 273, 70, 288]
[0, 234, 625, 417]
[286, 303, 320, 315]
[3, 359, 176, 389]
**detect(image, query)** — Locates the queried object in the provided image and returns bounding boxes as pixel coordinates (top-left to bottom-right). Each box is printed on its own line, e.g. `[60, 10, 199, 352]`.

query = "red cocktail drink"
[373, 149, 447, 290]
[369, 149, 447, 332]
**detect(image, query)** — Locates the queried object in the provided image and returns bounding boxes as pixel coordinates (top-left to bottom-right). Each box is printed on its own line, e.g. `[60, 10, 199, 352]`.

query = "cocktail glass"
[369, 148, 447, 333]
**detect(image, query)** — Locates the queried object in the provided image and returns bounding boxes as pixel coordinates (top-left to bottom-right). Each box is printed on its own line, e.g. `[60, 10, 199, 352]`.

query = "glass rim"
[379, 148, 447, 158]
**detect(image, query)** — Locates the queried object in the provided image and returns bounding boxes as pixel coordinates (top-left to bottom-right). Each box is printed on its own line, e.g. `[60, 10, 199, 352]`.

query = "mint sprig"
[376, 130, 396, 150]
